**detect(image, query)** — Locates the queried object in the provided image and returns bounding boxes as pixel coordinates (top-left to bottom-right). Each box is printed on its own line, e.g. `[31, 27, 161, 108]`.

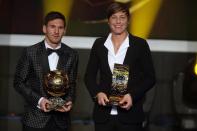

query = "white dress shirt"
[45, 41, 61, 71]
[104, 33, 129, 115]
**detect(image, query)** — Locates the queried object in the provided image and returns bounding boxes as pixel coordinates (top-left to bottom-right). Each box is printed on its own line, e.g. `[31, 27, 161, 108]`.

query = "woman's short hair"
[107, 2, 130, 19]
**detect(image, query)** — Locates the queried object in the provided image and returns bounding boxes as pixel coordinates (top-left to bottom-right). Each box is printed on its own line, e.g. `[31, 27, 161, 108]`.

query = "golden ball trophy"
[44, 70, 69, 111]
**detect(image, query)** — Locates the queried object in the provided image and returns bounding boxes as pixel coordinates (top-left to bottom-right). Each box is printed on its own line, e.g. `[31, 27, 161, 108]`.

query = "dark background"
[0, 0, 197, 40]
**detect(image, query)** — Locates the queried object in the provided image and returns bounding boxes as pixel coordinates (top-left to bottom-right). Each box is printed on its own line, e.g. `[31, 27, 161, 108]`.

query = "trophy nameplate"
[44, 70, 69, 111]
[108, 64, 129, 106]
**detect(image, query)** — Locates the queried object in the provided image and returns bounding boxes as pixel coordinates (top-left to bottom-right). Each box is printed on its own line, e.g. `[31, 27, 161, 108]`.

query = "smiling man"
[14, 11, 78, 131]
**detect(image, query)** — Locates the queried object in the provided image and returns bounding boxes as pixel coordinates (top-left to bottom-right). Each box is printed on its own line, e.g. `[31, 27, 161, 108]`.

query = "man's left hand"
[55, 101, 72, 112]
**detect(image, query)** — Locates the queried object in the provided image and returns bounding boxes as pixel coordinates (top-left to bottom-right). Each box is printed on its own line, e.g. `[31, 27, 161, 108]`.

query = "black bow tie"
[46, 48, 62, 56]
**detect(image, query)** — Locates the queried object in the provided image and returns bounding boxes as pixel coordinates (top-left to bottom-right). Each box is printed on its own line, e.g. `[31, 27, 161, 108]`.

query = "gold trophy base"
[108, 95, 123, 106]
[46, 97, 66, 111]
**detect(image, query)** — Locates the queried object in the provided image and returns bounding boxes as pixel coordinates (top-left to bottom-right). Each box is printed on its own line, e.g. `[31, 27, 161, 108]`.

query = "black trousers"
[95, 115, 145, 131]
[23, 118, 68, 131]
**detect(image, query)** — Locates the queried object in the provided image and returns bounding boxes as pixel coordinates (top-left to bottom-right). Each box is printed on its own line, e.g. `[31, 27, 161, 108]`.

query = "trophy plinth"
[44, 70, 69, 111]
[108, 95, 123, 106]
[108, 64, 129, 106]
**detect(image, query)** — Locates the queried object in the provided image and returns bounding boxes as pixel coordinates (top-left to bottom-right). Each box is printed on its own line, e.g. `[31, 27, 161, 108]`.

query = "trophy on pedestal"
[44, 70, 69, 111]
[108, 64, 129, 106]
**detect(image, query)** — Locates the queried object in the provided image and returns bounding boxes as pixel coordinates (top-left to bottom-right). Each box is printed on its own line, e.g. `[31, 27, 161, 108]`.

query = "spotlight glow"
[194, 63, 197, 75]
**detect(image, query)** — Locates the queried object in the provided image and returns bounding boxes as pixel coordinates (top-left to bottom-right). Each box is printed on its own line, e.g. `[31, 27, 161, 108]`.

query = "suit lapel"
[39, 42, 50, 75]
[123, 34, 134, 66]
[101, 39, 112, 75]
[36, 42, 49, 97]
[56, 44, 70, 72]
[123, 46, 132, 65]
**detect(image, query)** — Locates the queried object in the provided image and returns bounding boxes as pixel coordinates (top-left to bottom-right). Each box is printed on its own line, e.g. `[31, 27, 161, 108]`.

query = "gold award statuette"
[44, 70, 69, 111]
[108, 64, 129, 106]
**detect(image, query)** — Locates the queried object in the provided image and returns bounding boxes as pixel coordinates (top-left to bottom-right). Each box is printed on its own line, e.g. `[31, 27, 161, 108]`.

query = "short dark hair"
[107, 2, 130, 19]
[44, 11, 66, 27]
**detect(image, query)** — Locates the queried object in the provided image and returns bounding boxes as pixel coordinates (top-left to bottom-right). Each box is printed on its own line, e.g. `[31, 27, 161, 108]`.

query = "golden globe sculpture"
[44, 70, 69, 111]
